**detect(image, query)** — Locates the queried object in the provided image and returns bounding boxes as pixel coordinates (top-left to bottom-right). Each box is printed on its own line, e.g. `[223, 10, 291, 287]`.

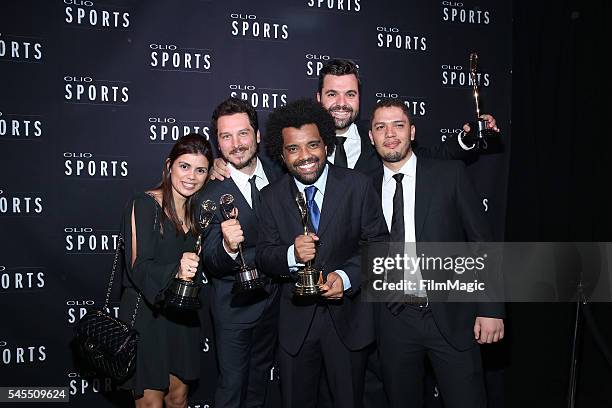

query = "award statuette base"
[164, 279, 203, 310]
[293, 267, 326, 296]
[462, 119, 489, 148]
[232, 266, 266, 294]
[473, 118, 488, 139]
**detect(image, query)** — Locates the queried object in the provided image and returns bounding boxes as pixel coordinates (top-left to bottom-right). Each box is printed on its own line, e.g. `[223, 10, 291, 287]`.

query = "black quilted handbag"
[74, 235, 141, 382]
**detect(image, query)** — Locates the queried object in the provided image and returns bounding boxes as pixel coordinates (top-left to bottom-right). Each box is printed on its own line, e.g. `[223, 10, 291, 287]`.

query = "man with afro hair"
[256, 98, 388, 408]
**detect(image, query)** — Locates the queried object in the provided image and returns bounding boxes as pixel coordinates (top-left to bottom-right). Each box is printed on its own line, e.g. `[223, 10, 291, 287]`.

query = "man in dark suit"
[314, 58, 501, 407]
[256, 98, 388, 408]
[198, 97, 284, 408]
[368, 98, 504, 408]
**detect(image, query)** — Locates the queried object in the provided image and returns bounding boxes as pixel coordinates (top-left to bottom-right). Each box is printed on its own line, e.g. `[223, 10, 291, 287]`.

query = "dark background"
[507, 1, 611, 407]
[1, 0, 610, 407]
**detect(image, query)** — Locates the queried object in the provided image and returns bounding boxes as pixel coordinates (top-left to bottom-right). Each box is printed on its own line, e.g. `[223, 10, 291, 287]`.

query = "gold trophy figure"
[219, 194, 266, 293]
[164, 200, 216, 310]
[293, 192, 325, 296]
[466, 52, 489, 149]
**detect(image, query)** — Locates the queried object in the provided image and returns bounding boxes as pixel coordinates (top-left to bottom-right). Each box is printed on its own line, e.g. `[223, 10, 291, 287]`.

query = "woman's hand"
[178, 252, 200, 280]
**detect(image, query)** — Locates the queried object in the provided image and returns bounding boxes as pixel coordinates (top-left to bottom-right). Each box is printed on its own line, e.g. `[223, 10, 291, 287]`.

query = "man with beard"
[256, 99, 388, 408]
[368, 98, 504, 408]
[209, 58, 498, 181]
[197, 97, 284, 408]
[316, 58, 499, 177]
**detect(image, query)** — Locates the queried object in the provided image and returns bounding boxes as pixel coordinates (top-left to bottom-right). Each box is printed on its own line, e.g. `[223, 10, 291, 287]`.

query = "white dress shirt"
[382, 154, 417, 242]
[381, 153, 426, 296]
[227, 157, 269, 208]
[329, 123, 361, 169]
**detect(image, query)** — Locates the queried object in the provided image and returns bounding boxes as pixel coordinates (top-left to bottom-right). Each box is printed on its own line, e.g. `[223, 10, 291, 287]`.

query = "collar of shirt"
[293, 163, 329, 209]
[228, 157, 267, 190]
[337, 123, 360, 141]
[383, 152, 417, 184]
[331, 123, 361, 168]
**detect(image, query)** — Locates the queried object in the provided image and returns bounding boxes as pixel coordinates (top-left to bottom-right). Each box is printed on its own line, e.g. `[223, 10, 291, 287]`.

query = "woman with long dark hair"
[119, 133, 213, 407]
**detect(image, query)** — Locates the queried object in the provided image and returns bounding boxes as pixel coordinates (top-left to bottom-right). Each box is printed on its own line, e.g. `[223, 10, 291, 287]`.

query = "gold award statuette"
[164, 200, 216, 310]
[468, 52, 489, 149]
[293, 192, 325, 296]
[219, 194, 266, 294]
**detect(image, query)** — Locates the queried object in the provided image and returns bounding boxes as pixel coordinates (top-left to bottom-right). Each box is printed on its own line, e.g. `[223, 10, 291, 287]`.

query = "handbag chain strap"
[103, 234, 141, 328]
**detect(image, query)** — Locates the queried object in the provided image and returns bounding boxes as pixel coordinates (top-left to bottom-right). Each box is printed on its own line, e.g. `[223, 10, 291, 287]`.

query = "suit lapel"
[353, 122, 368, 171]
[374, 172, 388, 233]
[414, 158, 433, 241]
[261, 156, 284, 184]
[279, 175, 304, 229]
[317, 166, 346, 237]
[228, 178, 252, 213]
[354, 121, 381, 173]
[372, 168, 383, 199]
[217, 178, 263, 247]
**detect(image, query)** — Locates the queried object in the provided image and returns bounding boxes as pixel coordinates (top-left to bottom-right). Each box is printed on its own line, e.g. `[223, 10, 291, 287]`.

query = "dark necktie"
[386, 173, 407, 315]
[334, 136, 348, 168]
[304, 185, 320, 233]
[248, 176, 261, 213]
[390, 173, 405, 242]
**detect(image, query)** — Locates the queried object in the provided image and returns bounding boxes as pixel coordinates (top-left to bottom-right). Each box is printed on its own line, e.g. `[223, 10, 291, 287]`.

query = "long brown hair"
[155, 133, 213, 235]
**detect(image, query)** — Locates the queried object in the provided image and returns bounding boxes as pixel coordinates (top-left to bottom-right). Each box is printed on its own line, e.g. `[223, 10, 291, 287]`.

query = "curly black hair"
[265, 98, 336, 163]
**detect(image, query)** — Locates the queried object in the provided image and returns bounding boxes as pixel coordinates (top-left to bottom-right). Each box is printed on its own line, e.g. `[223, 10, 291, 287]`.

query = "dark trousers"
[363, 344, 389, 408]
[278, 305, 369, 408]
[378, 305, 485, 408]
[317, 343, 385, 408]
[214, 300, 279, 408]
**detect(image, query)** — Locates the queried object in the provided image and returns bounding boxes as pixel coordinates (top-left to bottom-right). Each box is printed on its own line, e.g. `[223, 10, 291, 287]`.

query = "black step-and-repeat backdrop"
[0, 1, 512, 406]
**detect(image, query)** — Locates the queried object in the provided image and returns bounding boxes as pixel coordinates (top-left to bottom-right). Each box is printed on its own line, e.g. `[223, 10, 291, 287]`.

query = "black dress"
[118, 192, 202, 397]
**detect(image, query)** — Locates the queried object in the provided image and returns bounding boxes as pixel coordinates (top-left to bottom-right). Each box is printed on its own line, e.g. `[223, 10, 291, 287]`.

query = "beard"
[382, 151, 404, 163]
[328, 104, 358, 130]
[288, 156, 325, 185]
[222, 144, 257, 170]
[378, 140, 412, 164]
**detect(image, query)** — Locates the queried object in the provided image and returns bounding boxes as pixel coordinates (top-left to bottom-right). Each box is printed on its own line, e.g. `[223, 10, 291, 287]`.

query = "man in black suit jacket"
[368, 98, 504, 408]
[256, 99, 388, 408]
[314, 58, 501, 407]
[198, 98, 284, 408]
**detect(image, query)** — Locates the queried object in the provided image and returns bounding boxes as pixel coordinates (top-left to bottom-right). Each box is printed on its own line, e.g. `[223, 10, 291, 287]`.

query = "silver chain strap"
[102, 234, 141, 328]
[130, 292, 141, 328]
[103, 234, 124, 310]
